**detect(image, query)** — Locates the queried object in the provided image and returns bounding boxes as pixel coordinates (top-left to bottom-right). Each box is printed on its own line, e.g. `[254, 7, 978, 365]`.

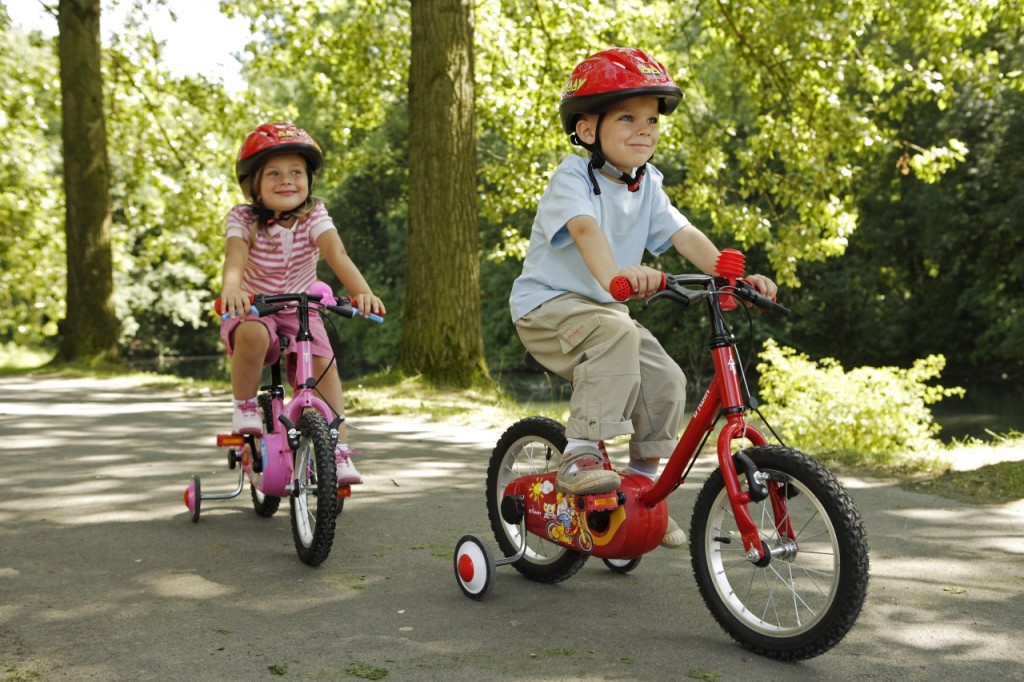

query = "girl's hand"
[608, 265, 664, 299]
[351, 293, 385, 318]
[220, 288, 252, 319]
[743, 274, 778, 301]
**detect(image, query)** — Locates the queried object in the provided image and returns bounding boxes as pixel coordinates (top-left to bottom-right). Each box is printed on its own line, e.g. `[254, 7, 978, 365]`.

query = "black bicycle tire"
[690, 445, 869, 660]
[289, 411, 338, 566]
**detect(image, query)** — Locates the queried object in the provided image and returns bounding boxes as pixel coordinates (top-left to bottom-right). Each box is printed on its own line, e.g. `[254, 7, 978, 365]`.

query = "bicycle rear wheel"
[690, 445, 869, 660]
[250, 484, 280, 517]
[289, 411, 338, 566]
[486, 417, 587, 583]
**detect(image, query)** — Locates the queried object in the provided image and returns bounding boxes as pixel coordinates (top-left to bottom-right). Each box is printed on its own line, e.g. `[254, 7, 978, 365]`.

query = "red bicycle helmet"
[235, 121, 323, 187]
[559, 48, 682, 134]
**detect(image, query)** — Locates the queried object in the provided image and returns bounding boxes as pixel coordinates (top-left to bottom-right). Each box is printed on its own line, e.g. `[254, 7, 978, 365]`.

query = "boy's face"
[576, 96, 661, 172]
[257, 153, 310, 214]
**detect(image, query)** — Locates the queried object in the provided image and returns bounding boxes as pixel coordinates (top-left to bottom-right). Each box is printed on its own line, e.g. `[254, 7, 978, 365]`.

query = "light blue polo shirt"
[509, 154, 690, 322]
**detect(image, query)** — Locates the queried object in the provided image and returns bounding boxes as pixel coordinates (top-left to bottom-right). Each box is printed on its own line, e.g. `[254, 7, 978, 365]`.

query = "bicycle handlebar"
[613, 272, 790, 317]
[214, 290, 385, 323]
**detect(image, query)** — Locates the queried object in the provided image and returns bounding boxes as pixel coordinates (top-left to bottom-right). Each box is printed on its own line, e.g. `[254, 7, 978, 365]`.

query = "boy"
[509, 48, 777, 547]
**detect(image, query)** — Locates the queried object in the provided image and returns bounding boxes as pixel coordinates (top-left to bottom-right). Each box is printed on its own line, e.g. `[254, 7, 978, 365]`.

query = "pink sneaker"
[335, 447, 363, 485]
[232, 399, 262, 434]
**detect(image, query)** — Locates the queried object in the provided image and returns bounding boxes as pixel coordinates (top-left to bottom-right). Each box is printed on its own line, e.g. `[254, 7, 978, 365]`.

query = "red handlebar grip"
[609, 273, 667, 302]
[609, 276, 633, 302]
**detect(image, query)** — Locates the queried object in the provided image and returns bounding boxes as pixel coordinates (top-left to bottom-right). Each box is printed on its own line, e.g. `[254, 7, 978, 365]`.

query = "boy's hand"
[743, 274, 778, 301]
[609, 265, 664, 298]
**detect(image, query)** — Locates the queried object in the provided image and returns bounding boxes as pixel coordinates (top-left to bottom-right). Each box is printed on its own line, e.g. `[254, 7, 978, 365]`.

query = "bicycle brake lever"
[642, 286, 697, 310]
[735, 280, 791, 317]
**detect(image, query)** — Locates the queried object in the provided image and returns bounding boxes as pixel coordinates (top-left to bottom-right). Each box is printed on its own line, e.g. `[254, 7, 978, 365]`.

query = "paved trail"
[1, 375, 1022, 681]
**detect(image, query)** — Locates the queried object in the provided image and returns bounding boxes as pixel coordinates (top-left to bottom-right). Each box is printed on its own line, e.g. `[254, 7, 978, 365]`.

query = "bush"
[756, 340, 965, 466]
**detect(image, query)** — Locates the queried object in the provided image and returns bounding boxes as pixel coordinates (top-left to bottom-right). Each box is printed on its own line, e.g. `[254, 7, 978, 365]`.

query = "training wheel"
[603, 557, 642, 574]
[184, 475, 202, 523]
[454, 535, 496, 600]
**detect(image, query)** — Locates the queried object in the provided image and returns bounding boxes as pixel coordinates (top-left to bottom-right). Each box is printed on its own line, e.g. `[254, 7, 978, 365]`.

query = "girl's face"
[256, 153, 310, 214]
[577, 96, 661, 173]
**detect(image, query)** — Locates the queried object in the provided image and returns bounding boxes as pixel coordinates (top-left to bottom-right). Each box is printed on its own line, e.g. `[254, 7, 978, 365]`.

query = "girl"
[219, 121, 384, 485]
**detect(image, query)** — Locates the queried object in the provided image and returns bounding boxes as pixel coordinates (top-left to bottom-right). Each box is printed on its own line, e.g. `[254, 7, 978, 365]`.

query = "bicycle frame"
[498, 273, 785, 561]
[188, 289, 370, 511]
[254, 299, 341, 492]
[634, 274, 778, 559]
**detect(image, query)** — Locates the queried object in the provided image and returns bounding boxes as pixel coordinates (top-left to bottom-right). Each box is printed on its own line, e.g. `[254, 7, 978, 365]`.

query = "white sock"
[564, 439, 600, 473]
[565, 438, 599, 454]
[233, 396, 257, 406]
[627, 460, 658, 480]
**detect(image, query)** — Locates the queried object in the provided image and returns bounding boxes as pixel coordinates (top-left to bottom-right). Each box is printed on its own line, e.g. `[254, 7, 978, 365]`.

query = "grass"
[901, 431, 1024, 505]
[345, 369, 569, 428]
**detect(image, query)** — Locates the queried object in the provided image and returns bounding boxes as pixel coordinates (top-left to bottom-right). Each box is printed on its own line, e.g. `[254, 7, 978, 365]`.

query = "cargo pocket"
[557, 314, 602, 355]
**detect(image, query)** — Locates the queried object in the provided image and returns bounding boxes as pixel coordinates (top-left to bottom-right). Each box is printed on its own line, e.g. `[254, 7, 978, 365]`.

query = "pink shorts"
[220, 311, 334, 380]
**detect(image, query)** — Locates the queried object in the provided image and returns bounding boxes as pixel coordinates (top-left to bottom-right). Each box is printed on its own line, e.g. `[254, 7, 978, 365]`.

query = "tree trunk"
[400, 0, 487, 385]
[55, 0, 119, 364]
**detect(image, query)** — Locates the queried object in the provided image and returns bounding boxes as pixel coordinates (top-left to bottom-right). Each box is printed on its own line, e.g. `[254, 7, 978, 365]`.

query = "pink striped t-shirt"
[225, 203, 337, 295]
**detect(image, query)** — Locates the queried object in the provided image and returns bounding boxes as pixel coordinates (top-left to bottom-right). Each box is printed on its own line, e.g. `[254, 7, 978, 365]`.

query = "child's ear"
[574, 116, 597, 145]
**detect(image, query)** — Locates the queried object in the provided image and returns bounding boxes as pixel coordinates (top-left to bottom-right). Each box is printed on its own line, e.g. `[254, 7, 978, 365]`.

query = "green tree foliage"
[2, 0, 1021, 385]
[757, 340, 965, 465]
[0, 10, 65, 346]
[780, 18, 1024, 372]
[101, 6, 252, 356]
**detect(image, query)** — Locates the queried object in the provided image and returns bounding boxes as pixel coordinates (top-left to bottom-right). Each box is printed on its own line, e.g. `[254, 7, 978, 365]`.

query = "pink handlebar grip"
[609, 272, 667, 302]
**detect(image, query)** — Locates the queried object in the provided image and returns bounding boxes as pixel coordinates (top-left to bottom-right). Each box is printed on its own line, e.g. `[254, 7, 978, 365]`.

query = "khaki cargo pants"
[515, 293, 687, 461]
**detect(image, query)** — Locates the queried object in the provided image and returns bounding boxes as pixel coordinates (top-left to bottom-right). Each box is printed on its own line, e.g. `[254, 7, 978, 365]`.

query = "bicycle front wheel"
[690, 445, 869, 661]
[289, 411, 338, 566]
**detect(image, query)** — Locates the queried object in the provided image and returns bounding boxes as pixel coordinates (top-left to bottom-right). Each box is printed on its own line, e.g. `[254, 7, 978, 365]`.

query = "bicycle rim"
[293, 440, 316, 543]
[704, 474, 840, 637]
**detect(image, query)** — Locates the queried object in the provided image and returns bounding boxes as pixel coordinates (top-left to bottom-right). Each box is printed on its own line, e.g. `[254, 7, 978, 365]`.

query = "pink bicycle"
[454, 251, 869, 660]
[184, 282, 382, 566]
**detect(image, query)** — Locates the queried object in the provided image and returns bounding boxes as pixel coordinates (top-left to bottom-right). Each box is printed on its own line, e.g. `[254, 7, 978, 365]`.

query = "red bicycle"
[454, 251, 869, 661]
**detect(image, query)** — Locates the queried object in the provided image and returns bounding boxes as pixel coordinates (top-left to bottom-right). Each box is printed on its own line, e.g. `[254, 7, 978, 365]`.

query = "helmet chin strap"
[570, 123, 648, 196]
[588, 153, 646, 195]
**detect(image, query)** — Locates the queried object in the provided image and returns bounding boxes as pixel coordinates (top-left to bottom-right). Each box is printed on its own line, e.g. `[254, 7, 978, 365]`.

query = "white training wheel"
[454, 535, 496, 600]
[603, 557, 642, 574]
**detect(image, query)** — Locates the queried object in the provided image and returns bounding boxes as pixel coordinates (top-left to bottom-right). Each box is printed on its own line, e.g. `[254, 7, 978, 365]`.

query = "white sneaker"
[335, 447, 363, 485]
[232, 399, 261, 434]
[661, 516, 687, 548]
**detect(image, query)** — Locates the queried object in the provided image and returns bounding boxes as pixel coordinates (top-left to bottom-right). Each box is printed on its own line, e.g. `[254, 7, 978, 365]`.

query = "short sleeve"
[225, 205, 255, 242]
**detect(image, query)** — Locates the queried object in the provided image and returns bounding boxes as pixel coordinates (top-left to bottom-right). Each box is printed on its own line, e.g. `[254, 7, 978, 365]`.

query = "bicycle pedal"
[576, 492, 620, 512]
[337, 486, 352, 499]
[217, 434, 245, 448]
